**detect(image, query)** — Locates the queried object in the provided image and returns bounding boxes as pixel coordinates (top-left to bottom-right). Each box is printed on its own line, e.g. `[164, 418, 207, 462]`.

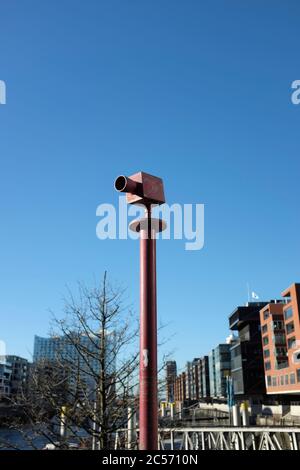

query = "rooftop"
[229, 302, 270, 330]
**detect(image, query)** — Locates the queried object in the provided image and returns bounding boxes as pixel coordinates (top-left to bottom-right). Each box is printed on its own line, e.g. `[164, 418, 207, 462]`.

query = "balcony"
[276, 361, 289, 370]
[271, 321, 285, 332]
[275, 347, 287, 358]
[229, 310, 240, 329]
[231, 354, 242, 371]
[273, 334, 286, 346]
[229, 304, 268, 330]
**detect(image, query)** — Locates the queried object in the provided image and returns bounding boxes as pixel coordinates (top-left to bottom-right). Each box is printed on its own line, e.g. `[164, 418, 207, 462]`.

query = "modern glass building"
[33, 332, 116, 396]
[209, 344, 231, 398]
[200, 356, 210, 398]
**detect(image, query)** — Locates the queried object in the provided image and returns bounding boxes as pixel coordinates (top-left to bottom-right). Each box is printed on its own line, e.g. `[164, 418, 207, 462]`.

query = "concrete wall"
[198, 402, 229, 413]
[290, 406, 300, 417]
[199, 401, 300, 420]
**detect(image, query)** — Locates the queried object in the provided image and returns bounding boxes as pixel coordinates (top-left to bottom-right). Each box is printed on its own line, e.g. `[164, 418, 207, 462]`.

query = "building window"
[287, 337, 296, 349]
[285, 375, 289, 385]
[262, 324, 268, 334]
[273, 320, 284, 330]
[264, 310, 270, 320]
[297, 370, 300, 383]
[272, 377, 277, 387]
[267, 376, 272, 386]
[286, 321, 295, 335]
[263, 336, 269, 346]
[284, 308, 293, 320]
[290, 374, 296, 385]
[265, 361, 271, 371]
[275, 347, 287, 356]
[273, 333, 286, 345]
[264, 349, 270, 358]
[280, 376, 284, 386]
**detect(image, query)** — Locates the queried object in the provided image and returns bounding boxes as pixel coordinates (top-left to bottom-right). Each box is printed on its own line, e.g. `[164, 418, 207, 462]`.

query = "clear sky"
[0, 1, 299, 371]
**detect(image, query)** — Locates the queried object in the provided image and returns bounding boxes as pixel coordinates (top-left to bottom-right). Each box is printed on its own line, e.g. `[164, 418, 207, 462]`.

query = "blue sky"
[0, 1, 299, 370]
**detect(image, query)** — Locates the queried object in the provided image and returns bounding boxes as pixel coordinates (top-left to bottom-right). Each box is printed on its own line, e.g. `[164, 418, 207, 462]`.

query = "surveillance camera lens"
[115, 176, 127, 191]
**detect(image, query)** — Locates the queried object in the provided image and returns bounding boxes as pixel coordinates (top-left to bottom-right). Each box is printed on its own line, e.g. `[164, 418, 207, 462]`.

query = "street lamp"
[114, 172, 166, 450]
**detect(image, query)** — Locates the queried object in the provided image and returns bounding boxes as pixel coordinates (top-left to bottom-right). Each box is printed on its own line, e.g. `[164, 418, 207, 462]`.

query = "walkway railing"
[114, 426, 300, 450]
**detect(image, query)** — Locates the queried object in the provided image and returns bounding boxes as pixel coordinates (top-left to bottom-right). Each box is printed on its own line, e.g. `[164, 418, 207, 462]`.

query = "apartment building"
[260, 283, 300, 394]
[174, 372, 186, 403]
[6, 355, 29, 397]
[0, 360, 12, 400]
[185, 358, 202, 402]
[165, 360, 177, 403]
[199, 356, 210, 399]
[229, 302, 269, 398]
[175, 357, 211, 405]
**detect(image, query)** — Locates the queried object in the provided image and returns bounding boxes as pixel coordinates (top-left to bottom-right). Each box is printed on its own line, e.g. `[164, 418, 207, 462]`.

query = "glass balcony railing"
[276, 361, 289, 370]
[231, 356, 242, 371]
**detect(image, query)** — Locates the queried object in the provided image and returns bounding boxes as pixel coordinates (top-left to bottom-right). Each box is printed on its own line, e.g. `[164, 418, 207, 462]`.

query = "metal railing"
[114, 426, 300, 450]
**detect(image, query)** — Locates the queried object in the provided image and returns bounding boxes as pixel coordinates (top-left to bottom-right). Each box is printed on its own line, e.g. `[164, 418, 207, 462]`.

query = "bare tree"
[2, 273, 139, 450]
[0, 272, 175, 450]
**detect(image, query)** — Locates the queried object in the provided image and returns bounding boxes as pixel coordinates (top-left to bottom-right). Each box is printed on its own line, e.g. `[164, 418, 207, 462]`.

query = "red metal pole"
[114, 172, 166, 450]
[139, 208, 158, 450]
